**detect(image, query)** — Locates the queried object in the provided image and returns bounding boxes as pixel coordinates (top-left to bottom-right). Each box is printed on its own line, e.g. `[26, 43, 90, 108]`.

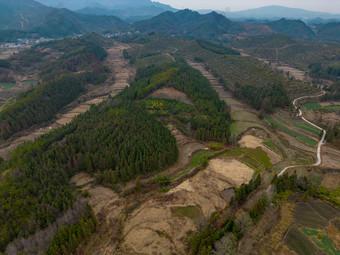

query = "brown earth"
[321, 172, 340, 190]
[150, 87, 193, 105]
[273, 64, 306, 81]
[321, 145, 340, 169]
[71, 173, 125, 255]
[119, 158, 254, 255]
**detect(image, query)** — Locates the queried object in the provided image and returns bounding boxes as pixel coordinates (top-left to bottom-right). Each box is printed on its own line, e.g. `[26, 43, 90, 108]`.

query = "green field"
[242, 147, 272, 171]
[265, 116, 318, 147]
[323, 105, 340, 111]
[0, 83, 15, 89]
[303, 103, 322, 110]
[302, 228, 340, 255]
[285, 226, 318, 255]
[223, 149, 265, 171]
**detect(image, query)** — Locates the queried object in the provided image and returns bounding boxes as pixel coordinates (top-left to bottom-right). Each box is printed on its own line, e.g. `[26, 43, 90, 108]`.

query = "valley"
[0, 5, 340, 254]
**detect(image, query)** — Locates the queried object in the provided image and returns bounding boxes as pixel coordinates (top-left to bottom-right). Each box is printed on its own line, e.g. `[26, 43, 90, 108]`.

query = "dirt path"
[0, 42, 135, 159]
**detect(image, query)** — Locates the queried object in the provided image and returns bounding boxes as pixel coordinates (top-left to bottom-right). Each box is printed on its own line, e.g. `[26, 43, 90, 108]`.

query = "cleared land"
[120, 158, 254, 255]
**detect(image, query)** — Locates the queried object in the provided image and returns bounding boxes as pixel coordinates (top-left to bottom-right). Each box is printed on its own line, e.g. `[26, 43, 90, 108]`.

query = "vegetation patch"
[303, 103, 322, 111]
[171, 206, 202, 223]
[265, 116, 317, 147]
[301, 228, 340, 255]
[171, 151, 213, 181]
[0, 83, 15, 89]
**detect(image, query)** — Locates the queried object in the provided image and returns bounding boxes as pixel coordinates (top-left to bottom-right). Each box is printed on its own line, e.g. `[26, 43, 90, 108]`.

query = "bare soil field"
[71, 173, 125, 255]
[274, 64, 306, 81]
[119, 158, 254, 255]
[150, 87, 193, 105]
[321, 145, 340, 169]
[321, 172, 340, 190]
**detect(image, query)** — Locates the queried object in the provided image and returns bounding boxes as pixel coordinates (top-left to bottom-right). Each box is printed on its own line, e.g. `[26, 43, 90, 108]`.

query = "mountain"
[36, 0, 176, 21]
[265, 19, 315, 40]
[0, 0, 128, 39]
[0, 0, 52, 30]
[30, 8, 128, 37]
[132, 9, 273, 41]
[315, 22, 340, 42]
[77, 4, 176, 22]
[223, 5, 340, 22]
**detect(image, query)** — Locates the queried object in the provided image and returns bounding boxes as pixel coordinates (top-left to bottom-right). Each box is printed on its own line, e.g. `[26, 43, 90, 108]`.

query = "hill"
[316, 22, 340, 42]
[133, 9, 272, 42]
[0, 0, 52, 30]
[265, 19, 315, 41]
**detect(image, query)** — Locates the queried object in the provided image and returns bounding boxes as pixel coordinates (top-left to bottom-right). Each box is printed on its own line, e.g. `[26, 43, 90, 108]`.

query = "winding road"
[278, 91, 327, 176]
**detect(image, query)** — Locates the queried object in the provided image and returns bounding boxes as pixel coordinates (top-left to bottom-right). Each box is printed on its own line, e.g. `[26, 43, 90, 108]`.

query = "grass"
[294, 203, 328, 229]
[303, 103, 322, 111]
[171, 206, 202, 223]
[171, 151, 213, 181]
[0, 83, 15, 89]
[302, 228, 340, 255]
[284, 225, 318, 255]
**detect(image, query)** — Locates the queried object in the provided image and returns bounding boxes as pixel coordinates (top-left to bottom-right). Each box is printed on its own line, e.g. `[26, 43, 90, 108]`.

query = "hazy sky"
[157, 0, 340, 14]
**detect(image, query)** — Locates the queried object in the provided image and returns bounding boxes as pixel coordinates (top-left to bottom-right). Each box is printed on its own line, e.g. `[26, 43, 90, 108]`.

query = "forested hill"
[0, 0, 128, 39]
[265, 19, 315, 41]
[132, 9, 257, 41]
[0, 99, 178, 252]
[0, 36, 108, 141]
[119, 60, 232, 142]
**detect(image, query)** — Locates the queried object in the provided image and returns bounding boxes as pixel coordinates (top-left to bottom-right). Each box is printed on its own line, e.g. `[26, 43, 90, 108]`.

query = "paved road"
[278, 91, 326, 176]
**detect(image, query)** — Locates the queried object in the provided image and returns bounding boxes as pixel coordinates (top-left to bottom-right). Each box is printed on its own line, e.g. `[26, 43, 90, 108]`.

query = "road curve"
[278, 91, 327, 176]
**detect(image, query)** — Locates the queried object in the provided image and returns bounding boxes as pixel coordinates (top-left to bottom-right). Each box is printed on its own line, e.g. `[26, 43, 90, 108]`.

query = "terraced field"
[284, 200, 340, 255]
[265, 110, 320, 147]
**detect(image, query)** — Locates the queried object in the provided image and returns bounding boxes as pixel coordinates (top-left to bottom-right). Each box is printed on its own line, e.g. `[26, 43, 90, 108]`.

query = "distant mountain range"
[0, 1, 340, 43]
[133, 9, 274, 41]
[35, 0, 176, 21]
[199, 6, 340, 23]
[0, 0, 128, 39]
